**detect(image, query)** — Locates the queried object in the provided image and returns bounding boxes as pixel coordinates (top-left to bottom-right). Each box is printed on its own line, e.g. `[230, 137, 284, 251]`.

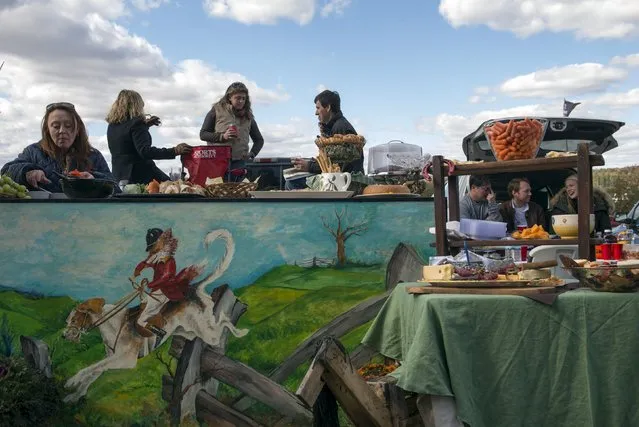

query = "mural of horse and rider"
[0, 200, 434, 425]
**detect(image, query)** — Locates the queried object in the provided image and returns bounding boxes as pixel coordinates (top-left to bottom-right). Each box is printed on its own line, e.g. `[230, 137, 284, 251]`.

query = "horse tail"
[192, 229, 235, 297]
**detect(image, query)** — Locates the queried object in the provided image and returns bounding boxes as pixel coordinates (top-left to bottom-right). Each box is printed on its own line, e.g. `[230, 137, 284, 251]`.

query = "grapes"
[0, 175, 31, 199]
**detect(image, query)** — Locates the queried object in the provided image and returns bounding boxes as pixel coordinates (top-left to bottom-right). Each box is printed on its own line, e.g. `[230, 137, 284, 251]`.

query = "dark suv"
[461, 117, 625, 208]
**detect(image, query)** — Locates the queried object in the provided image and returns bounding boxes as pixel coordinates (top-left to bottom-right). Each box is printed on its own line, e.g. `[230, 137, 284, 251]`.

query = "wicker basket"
[205, 182, 258, 198]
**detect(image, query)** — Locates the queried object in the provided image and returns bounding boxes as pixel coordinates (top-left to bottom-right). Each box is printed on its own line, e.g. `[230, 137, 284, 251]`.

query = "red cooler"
[181, 145, 232, 186]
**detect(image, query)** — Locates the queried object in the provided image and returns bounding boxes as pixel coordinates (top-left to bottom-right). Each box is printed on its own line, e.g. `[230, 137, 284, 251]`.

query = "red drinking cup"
[612, 243, 623, 260]
[601, 244, 612, 260]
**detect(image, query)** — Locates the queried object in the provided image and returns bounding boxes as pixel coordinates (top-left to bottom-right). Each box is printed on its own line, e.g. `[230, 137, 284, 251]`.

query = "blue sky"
[1, 0, 638, 172]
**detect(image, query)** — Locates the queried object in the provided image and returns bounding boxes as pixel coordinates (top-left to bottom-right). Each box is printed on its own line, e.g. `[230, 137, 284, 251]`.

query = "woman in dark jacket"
[1, 102, 113, 192]
[106, 90, 192, 184]
[199, 82, 264, 182]
[550, 174, 615, 233]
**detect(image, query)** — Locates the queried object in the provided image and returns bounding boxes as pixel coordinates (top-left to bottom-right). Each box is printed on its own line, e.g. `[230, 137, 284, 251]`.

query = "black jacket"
[499, 200, 547, 233]
[107, 118, 176, 184]
[309, 113, 363, 174]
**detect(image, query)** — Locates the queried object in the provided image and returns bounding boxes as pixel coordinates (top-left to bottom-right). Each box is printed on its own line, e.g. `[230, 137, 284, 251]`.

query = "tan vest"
[214, 104, 251, 160]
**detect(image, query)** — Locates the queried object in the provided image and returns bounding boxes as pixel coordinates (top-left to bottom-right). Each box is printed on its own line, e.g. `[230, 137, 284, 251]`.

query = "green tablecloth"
[362, 283, 639, 427]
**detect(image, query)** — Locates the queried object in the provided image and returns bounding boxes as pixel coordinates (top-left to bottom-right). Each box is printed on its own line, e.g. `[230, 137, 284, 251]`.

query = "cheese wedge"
[422, 264, 454, 281]
[518, 269, 551, 280]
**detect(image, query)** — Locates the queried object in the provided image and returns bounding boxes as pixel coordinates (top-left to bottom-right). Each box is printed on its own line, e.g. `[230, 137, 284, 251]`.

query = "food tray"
[424, 279, 564, 288]
[249, 191, 354, 199]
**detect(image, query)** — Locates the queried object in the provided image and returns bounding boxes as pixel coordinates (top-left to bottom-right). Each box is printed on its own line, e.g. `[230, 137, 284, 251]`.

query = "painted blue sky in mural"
[0, 201, 433, 302]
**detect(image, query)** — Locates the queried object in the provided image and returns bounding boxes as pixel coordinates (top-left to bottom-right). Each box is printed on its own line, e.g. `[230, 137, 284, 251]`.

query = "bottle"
[603, 229, 618, 244]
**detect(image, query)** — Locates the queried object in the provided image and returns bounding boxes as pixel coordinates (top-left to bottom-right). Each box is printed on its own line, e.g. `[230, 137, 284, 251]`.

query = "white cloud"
[202, 0, 352, 25]
[591, 88, 639, 107]
[202, 0, 315, 25]
[439, 0, 639, 39]
[499, 63, 627, 98]
[316, 84, 327, 93]
[0, 0, 291, 171]
[321, 0, 351, 17]
[131, 0, 169, 11]
[611, 53, 639, 67]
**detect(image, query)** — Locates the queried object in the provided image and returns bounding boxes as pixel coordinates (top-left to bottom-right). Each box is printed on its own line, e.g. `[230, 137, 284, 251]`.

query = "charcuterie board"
[423, 279, 564, 288]
[407, 285, 560, 295]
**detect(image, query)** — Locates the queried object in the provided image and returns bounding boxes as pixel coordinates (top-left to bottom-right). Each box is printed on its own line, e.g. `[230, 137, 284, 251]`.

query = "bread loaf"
[362, 184, 410, 195]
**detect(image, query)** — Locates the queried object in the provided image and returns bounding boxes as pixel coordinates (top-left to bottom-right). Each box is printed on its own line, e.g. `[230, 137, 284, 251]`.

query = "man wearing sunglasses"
[460, 175, 503, 222]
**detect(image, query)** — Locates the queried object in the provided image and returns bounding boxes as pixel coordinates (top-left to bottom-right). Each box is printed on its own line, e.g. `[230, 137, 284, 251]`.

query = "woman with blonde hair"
[199, 82, 264, 181]
[550, 173, 615, 233]
[106, 89, 192, 185]
[2, 102, 113, 192]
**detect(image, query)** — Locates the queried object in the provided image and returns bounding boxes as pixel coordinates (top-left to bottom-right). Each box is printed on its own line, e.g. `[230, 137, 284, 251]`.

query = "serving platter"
[407, 285, 560, 295]
[249, 191, 354, 199]
[423, 279, 564, 288]
[354, 193, 421, 199]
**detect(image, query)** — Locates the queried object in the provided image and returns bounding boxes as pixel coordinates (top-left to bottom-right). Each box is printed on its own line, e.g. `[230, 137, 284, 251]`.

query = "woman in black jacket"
[106, 90, 192, 184]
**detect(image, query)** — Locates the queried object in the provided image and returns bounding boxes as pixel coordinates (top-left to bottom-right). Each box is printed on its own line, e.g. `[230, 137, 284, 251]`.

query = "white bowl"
[551, 214, 595, 238]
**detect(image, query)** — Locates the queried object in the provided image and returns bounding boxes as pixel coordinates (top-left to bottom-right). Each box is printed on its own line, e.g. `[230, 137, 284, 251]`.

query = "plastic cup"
[601, 244, 612, 260]
[520, 245, 528, 262]
[612, 243, 623, 260]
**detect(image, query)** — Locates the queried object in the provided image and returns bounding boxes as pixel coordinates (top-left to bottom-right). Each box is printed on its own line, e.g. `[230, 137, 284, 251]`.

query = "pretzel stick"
[316, 152, 326, 173]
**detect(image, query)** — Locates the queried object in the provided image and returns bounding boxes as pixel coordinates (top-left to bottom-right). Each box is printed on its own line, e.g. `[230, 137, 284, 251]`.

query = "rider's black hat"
[146, 228, 163, 252]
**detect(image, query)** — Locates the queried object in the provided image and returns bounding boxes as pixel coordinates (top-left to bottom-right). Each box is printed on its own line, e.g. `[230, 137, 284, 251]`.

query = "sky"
[1, 0, 639, 175]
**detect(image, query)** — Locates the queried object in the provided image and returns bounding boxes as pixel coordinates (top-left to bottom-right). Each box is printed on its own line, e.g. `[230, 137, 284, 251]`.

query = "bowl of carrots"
[484, 117, 548, 161]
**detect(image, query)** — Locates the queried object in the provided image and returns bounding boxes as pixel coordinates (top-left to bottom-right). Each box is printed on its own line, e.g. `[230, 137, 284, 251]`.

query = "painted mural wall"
[0, 199, 434, 426]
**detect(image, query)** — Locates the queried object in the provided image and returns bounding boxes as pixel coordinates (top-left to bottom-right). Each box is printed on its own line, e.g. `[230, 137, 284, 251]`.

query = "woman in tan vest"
[199, 82, 264, 182]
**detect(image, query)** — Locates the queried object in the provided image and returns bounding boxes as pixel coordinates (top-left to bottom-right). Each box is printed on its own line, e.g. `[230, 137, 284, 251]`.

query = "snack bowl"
[551, 214, 595, 238]
[562, 263, 639, 292]
[61, 177, 115, 199]
[483, 117, 548, 161]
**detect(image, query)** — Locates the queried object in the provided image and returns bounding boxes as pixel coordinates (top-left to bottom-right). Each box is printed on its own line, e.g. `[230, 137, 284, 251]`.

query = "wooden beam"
[170, 337, 205, 425]
[348, 344, 378, 369]
[448, 175, 460, 222]
[200, 347, 313, 423]
[196, 391, 263, 427]
[577, 142, 594, 260]
[450, 154, 604, 175]
[295, 356, 326, 407]
[432, 155, 448, 256]
[317, 338, 391, 427]
[20, 336, 52, 378]
[385, 243, 424, 291]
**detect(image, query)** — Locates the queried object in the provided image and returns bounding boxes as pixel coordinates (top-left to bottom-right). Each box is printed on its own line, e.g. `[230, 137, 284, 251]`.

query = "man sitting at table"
[499, 177, 547, 233]
[460, 175, 502, 221]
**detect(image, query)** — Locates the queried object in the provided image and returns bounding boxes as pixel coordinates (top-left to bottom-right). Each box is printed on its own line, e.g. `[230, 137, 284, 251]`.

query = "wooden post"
[196, 391, 262, 427]
[385, 243, 424, 291]
[448, 175, 460, 222]
[20, 336, 52, 378]
[170, 337, 205, 425]
[577, 143, 593, 259]
[314, 337, 392, 427]
[432, 155, 449, 255]
[200, 347, 313, 423]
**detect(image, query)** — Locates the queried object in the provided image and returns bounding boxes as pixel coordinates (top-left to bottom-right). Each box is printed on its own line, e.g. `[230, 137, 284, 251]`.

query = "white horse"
[62, 229, 247, 403]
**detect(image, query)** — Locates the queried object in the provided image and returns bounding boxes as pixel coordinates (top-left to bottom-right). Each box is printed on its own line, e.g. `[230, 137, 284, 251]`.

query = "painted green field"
[0, 263, 386, 426]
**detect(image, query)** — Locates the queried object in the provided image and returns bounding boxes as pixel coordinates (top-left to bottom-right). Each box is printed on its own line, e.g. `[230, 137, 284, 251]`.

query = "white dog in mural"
[62, 229, 248, 403]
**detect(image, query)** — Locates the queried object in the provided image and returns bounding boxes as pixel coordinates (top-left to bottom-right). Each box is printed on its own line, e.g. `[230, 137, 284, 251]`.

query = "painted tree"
[321, 209, 368, 266]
